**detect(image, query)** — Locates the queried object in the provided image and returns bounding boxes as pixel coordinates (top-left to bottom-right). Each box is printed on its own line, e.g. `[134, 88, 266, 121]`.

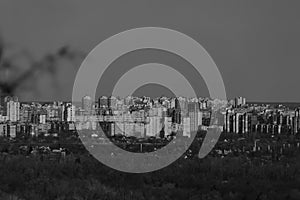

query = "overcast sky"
[0, 0, 300, 102]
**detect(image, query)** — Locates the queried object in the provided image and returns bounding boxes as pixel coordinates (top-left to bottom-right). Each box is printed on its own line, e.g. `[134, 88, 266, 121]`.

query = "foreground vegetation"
[1, 151, 300, 199]
[1, 131, 300, 200]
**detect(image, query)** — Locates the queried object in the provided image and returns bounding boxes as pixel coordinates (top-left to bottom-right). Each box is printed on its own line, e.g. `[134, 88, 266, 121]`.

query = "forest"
[1, 132, 300, 200]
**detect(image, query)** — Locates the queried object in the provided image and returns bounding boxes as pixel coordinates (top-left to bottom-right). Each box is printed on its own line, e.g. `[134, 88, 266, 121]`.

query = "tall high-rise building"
[8, 125, 16, 138]
[188, 102, 201, 132]
[177, 97, 187, 112]
[234, 97, 246, 108]
[163, 117, 172, 136]
[108, 96, 117, 110]
[67, 105, 76, 122]
[146, 116, 162, 137]
[98, 96, 108, 108]
[82, 95, 92, 113]
[5, 96, 20, 122]
[171, 109, 181, 124]
[124, 122, 135, 137]
[124, 96, 133, 106]
[183, 117, 191, 137]
[133, 123, 145, 138]
[170, 98, 176, 109]
[115, 122, 125, 136]
[224, 110, 230, 133]
[63, 103, 75, 122]
[294, 108, 300, 134]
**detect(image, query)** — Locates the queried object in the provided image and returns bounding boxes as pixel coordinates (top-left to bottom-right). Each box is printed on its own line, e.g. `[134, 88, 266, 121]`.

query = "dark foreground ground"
[1, 132, 300, 200]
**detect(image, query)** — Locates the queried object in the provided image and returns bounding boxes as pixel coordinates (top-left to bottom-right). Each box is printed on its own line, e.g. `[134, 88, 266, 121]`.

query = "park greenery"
[1, 131, 300, 200]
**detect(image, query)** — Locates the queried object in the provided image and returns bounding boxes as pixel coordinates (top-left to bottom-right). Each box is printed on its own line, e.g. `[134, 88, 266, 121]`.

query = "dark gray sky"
[0, 0, 300, 102]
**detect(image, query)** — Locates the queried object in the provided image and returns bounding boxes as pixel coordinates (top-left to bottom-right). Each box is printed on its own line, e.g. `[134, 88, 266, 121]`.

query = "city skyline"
[2, 1, 300, 199]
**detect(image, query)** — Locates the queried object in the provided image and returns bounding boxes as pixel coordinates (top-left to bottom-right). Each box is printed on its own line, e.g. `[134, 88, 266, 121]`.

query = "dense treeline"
[0, 130, 300, 200]
[1, 151, 300, 200]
